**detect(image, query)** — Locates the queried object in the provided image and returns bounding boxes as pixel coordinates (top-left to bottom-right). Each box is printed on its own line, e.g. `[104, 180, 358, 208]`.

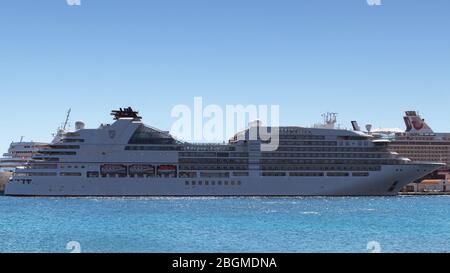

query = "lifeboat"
[157, 165, 177, 177]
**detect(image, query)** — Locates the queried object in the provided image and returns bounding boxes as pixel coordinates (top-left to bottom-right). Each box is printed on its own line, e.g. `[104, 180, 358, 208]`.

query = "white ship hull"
[4, 164, 438, 196]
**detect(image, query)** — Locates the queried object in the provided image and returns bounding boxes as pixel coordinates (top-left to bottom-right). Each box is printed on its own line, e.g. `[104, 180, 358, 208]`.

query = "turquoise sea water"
[0, 196, 449, 253]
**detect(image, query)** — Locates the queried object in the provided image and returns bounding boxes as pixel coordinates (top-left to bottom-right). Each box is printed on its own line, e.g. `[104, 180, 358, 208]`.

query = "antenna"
[63, 109, 71, 131]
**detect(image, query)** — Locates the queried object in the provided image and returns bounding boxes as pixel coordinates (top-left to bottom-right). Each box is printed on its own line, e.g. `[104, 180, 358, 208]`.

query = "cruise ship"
[0, 140, 48, 192]
[5, 108, 444, 196]
[389, 111, 450, 172]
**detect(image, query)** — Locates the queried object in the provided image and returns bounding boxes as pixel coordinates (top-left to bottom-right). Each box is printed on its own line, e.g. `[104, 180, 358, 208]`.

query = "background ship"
[0, 109, 71, 193]
[0, 139, 48, 193]
[352, 111, 450, 193]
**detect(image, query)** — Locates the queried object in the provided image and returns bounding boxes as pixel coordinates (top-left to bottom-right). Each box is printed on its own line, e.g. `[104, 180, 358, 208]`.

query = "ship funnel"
[403, 111, 434, 133]
[351, 121, 361, 131]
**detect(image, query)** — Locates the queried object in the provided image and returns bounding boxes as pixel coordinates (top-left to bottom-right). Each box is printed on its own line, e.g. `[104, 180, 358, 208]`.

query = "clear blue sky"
[1, 0, 449, 151]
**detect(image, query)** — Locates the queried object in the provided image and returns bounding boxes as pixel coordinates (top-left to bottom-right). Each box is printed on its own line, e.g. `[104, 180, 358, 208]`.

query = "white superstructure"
[5, 108, 444, 196]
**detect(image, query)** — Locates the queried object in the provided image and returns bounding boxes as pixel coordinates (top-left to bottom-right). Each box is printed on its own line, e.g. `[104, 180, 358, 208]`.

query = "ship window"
[49, 145, 80, 149]
[352, 172, 369, 177]
[289, 172, 324, 177]
[327, 172, 350, 177]
[38, 151, 77, 156]
[128, 125, 180, 145]
[233, 172, 249, 177]
[60, 172, 82, 177]
[262, 172, 287, 177]
[62, 139, 84, 143]
[17, 172, 57, 177]
[87, 171, 99, 178]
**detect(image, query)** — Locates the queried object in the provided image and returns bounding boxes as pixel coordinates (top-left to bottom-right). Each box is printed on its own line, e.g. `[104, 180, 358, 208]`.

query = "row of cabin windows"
[260, 159, 399, 165]
[37, 151, 77, 156]
[392, 146, 450, 150]
[179, 172, 249, 178]
[15, 172, 57, 177]
[14, 179, 32, 184]
[179, 158, 248, 164]
[27, 164, 58, 169]
[261, 165, 382, 172]
[180, 165, 249, 171]
[276, 147, 383, 152]
[338, 141, 370, 147]
[179, 152, 249, 158]
[186, 180, 242, 186]
[279, 141, 337, 146]
[391, 142, 450, 146]
[261, 153, 388, 159]
[125, 145, 238, 152]
[262, 172, 370, 177]
[183, 146, 237, 152]
[27, 164, 87, 170]
[61, 139, 84, 143]
[278, 135, 325, 140]
[17, 172, 86, 177]
[86, 172, 246, 179]
[48, 145, 80, 149]
[126, 146, 181, 151]
[32, 157, 60, 162]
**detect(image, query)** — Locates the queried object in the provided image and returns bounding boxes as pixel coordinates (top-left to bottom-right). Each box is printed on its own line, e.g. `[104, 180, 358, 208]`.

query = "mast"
[63, 109, 71, 131]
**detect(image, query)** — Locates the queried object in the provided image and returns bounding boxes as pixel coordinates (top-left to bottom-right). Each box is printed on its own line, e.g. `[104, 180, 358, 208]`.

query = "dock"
[400, 192, 450, 196]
